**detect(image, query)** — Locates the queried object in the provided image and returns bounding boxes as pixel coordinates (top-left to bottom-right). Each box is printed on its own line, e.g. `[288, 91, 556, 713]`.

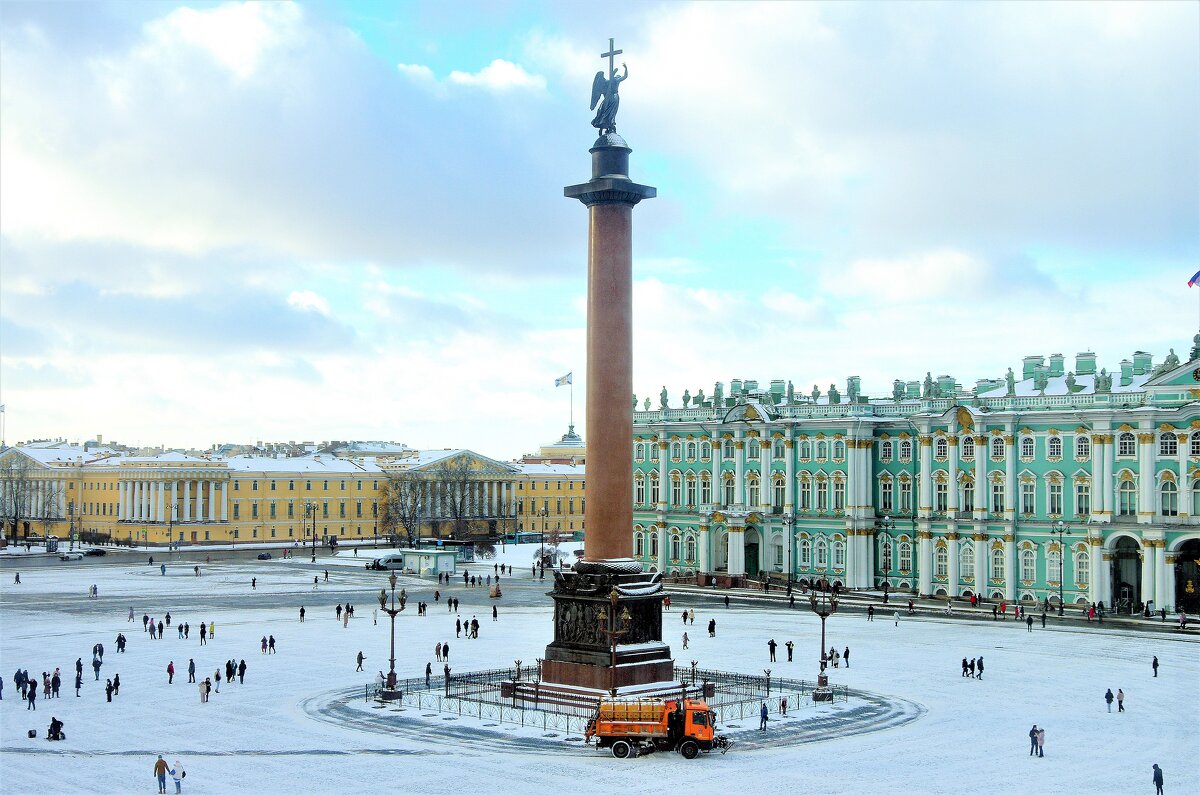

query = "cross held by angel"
[590, 38, 627, 135]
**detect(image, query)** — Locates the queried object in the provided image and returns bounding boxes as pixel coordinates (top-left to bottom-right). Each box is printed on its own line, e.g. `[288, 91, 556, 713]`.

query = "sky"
[1, 0, 1197, 458]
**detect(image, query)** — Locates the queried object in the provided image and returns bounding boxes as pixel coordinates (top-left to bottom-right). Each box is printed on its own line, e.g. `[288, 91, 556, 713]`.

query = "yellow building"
[512, 462, 587, 539]
[0, 443, 519, 547]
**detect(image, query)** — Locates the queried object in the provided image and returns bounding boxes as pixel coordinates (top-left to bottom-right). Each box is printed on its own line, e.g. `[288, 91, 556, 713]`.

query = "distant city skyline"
[2, 1, 1196, 460]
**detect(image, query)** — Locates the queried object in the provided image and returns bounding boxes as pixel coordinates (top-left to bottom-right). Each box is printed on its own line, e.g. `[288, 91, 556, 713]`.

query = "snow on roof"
[224, 455, 382, 474]
[976, 371, 1151, 399]
[513, 462, 585, 475]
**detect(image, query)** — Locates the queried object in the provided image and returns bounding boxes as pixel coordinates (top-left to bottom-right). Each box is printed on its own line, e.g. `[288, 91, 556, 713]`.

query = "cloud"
[287, 290, 331, 316]
[139, 1, 305, 80]
[448, 59, 546, 91]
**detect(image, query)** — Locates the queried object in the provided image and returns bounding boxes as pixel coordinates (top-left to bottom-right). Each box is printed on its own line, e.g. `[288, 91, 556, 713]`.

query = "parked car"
[59, 551, 83, 561]
[257, 552, 272, 560]
[83, 548, 107, 557]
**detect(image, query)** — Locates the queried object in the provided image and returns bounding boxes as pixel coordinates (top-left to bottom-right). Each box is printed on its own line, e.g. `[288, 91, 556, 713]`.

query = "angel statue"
[591, 61, 627, 135]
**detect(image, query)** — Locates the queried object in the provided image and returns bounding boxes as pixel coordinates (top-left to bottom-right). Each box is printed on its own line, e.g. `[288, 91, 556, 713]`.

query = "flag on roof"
[1189, 269, 1200, 287]
[555, 372, 573, 387]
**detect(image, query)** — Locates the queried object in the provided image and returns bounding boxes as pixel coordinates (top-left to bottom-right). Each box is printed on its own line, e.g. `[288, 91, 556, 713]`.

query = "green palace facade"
[631, 338, 1200, 614]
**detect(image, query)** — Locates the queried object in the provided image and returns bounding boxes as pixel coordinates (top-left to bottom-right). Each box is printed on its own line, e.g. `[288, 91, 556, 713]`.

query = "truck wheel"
[611, 740, 632, 759]
[679, 741, 699, 759]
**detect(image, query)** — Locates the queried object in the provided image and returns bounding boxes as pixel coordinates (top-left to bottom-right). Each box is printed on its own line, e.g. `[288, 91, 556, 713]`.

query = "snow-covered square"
[1, 546, 1196, 795]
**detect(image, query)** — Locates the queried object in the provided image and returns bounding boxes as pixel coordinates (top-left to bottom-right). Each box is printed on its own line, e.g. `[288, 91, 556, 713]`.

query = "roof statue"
[590, 38, 627, 136]
[828, 384, 841, 404]
[682, 389, 691, 408]
[1005, 368, 1016, 396]
[659, 386, 669, 410]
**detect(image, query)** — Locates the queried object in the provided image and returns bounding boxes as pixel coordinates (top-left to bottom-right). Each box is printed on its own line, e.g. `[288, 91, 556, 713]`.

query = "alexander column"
[540, 39, 674, 695]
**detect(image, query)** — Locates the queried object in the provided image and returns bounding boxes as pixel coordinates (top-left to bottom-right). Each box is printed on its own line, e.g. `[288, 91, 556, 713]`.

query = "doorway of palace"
[1175, 539, 1200, 613]
[744, 527, 760, 579]
[1111, 536, 1142, 613]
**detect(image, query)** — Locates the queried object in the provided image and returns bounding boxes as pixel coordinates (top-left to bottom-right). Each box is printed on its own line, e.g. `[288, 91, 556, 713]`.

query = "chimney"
[1119, 359, 1133, 387]
[1022, 355, 1044, 380]
[1131, 351, 1152, 376]
[1075, 352, 1097, 375]
[1048, 354, 1064, 377]
[730, 379, 743, 395]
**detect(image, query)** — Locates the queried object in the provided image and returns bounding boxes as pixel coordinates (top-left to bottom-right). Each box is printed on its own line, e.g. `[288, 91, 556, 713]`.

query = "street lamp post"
[809, 576, 839, 689]
[1051, 520, 1071, 616]
[304, 501, 318, 563]
[878, 515, 896, 594]
[68, 504, 75, 551]
[596, 589, 632, 696]
[378, 572, 401, 694]
[782, 513, 794, 593]
[538, 508, 548, 571]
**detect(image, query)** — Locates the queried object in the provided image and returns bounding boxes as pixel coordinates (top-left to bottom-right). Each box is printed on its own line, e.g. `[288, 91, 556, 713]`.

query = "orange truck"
[584, 698, 732, 759]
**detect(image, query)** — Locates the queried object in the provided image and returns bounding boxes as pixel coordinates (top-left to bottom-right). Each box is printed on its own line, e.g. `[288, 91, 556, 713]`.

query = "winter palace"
[632, 339, 1200, 614]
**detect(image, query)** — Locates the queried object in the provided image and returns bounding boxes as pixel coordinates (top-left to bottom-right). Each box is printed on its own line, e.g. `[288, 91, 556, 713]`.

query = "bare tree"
[37, 481, 65, 540]
[380, 472, 424, 548]
[0, 453, 38, 542]
[430, 455, 477, 539]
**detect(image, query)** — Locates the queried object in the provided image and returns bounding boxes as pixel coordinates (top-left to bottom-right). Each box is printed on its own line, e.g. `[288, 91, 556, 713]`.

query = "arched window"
[634, 475, 645, 506]
[879, 539, 893, 573]
[650, 443, 660, 462]
[670, 535, 681, 560]
[1159, 434, 1177, 457]
[670, 477, 682, 507]
[700, 442, 712, 460]
[833, 441, 845, 460]
[815, 538, 828, 569]
[935, 479, 948, 513]
[833, 478, 845, 512]
[723, 440, 735, 459]
[799, 478, 812, 511]
[671, 442, 681, 459]
[960, 543, 974, 576]
[1046, 549, 1062, 584]
[773, 478, 785, 510]
[991, 437, 1005, 459]
[898, 541, 912, 572]
[686, 442, 697, 460]
[962, 436, 975, 459]
[1048, 436, 1062, 458]
[685, 536, 696, 563]
[685, 476, 697, 507]
[1020, 549, 1036, 582]
[634, 443, 645, 461]
[634, 533, 644, 557]
[773, 440, 785, 459]
[833, 540, 845, 569]
[990, 548, 1005, 580]
[935, 545, 948, 577]
[723, 477, 735, 506]
[747, 441, 760, 460]
[1191, 432, 1200, 457]
[880, 440, 893, 461]
[700, 474, 712, 505]
[649, 472, 660, 505]
[899, 440, 913, 462]
[799, 538, 812, 568]
[1118, 480, 1136, 516]
[1020, 436, 1035, 458]
[1075, 435, 1091, 459]
[935, 438, 948, 458]
[650, 534, 659, 558]
[962, 478, 975, 512]
[1117, 432, 1136, 457]
[1075, 550, 1090, 585]
[816, 441, 828, 460]
[747, 475, 760, 506]
[1160, 481, 1179, 517]
[880, 479, 894, 512]
[816, 478, 828, 512]
[799, 440, 811, 460]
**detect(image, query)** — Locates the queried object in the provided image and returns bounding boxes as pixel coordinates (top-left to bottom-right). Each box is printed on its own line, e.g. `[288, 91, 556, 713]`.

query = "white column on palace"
[1163, 552, 1177, 612]
[1178, 434, 1190, 519]
[658, 525, 669, 572]
[1004, 534, 1017, 601]
[1140, 543, 1156, 606]
[1137, 429, 1155, 525]
[131, 481, 140, 521]
[698, 523, 710, 573]
[948, 437, 959, 514]
[711, 434, 721, 506]
[1154, 542, 1169, 611]
[1004, 431, 1016, 519]
[1087, 534, 1102, 604]
[1103, 433, 1116, 519]
[784, 438, 795, 512]
[182, 481, 191, 522]
[974, 436, 987, 521]
[726, 527, 745, 576]
[918, 532, 933, 596]
[118, 481, 127, 519]
[1090, 434, 1105, 521]
[657, 437, 669, 513]
[760, 439, 772, 512]
[947, 531, 960, 597]
[918, 435, 932, 518]
[973, 533, 988, 596]
[208, 480, 216, 521]
[734, 434, 745, 506]
[157, 481, 166, 522]
[221, 482, 229, 521]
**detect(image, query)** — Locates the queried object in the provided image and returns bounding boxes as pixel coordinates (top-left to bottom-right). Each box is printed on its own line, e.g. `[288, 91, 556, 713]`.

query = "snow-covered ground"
[1, 551, 1195, 795]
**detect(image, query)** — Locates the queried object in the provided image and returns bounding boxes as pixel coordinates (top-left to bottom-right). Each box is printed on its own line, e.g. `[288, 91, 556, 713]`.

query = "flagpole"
[570, 378, 574, 428]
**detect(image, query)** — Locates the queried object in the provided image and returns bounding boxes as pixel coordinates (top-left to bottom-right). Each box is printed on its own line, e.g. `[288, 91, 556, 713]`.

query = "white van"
[366, 552, 406, 571]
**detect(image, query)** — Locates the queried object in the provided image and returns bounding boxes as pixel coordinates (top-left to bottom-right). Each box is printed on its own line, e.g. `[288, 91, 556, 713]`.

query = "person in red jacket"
[167, 662, 174, 684]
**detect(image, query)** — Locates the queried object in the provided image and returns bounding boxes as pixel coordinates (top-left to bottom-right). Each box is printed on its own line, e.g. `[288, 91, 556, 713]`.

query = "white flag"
[555, 373, 572, 387]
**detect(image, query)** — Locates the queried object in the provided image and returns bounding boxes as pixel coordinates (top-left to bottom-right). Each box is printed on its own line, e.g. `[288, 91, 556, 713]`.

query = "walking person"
[1117, 688, 1125, 712]
[425, 662, 432, 687]
[1035, 726, 1045, 757]
[268, 635, 276, 654]
[682, 632, 689, 649]
[962, 658, 969, 678]
[104, 679, 112, 703]
[214, 670, 221, 693]
[867, 605, 874, 621]
[1152, 763, 1164, 795]
[154, 755, 169, 794]
[300, 606, 306, 622]
[759, 702, 768, 731]
[1105, 688, 1114, 712]
[843, 646, 850, 668]
[976, 656, 984, 679]
[188, 659, 196, 683]
[112, 673, 120, 695]
[169, 760, 184, 794]
[167, 661, 174, 684]
[356, 651, 365, 672]
[1026, 615, 1033, 632]
[237, 660, 245, 684]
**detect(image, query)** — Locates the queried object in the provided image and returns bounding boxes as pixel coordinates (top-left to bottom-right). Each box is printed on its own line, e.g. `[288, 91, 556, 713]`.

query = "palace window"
[799, 539, 812, 568]
[1193, 480, 1200, 516]
[634, 534, 644, 557]
[686, 442, 697, 460]
[1021, 481, 1035, 515]
[270, 480, 276, 491]
[798, 440, 811, 460]
[671, 535, 681, 560]
[700, 476, 712, 505]
[747, 442, 760, 460]
[1046, 549, 1061, 584]
[991, 437, 1005, 459]
[1020, 436, 1035, 458]
[1020, 549, 1036, 582]
[898, 541, 912, 573]
[634, 443, 645, 462]
[833, 540, 845, 569]
[773, 480, 785, 510]
[1117, 432, 1136, 457]
[815, 539, 828, 569]
[1075, 550, 1090, 585]
[1160, 481, 1179, 517]
[1191, 432, 1200, 457]
[880, 480, 894, 513]
[701, 442, 712, 459]
[816, 441, 827, 461]
[650, 444, 659, 462]
[990, 548, 1005, 580]
[685, 536, 696, 562]
[252, 503, 259, 519]
[935, 545, 948, 577]
[833, 478, 845, 511]
[671, 478, 682, 507]
[962, 479, 975, 512]
[1048, 482, 1063, 516]
[747, 476, 760, 506]
[773, 440, 785, 459]
[1075, 483, 1091, 517]
[960, 543, 974, 577]
[671, 442, 681, 459]
[634, 476, 645, 506]
[686, 478, 697, 506]
[1076, 435, 1091, 459]
[962, 436, 975, 459]
[649, 474, 660, 505]
[1048, 437, 1062, 458]
[650, 534, 658, 558]
[288, 502, 295, 518]
[775, 544, 784, 568]
[724, 479, 735, 506]
[1118, 480, 1136, 516]
[833, 441, 845, 460]
[1159, 434, 1177, 457]
[799, 479, 812, 511]
[935, 481, 948, 513]
[723, 440, 735, 459]
[269, 502, 276, 519]
[880, 441, 893, 462]
[935, 438, 948, 459]
[899, 440, 912, 463]
[899, 479, 912, 514]
[816, 480, 828, 512]
[991, 482, 1005, 514]
[879, 540, 892, 573]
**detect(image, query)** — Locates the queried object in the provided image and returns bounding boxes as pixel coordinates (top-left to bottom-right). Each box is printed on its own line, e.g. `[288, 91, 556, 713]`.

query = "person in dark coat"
[1152, 763, 1164, 795]
[27, 683, 37, 710]
[768, 639, 777, 662]
[1026, 615, 1033, 632]
[112, 673, 120, 695]
[708, 619, 717, 637]
[968, 658, 975, 678]
[188, 659, 196, 683]
[1152, 656, 1159, 677]
[356, 652, 364, 672]
[425, 662, 432, 686]
[843, 647, 850, 668]
[976, 657, 984, 680]
[104, 679, 112, 702]
[962, 658, 969, 677]
[759, 702, 768, 731]
[92, 658, 102, 681]
[75, 672, 82, 697]
[237, 659, 246, 684]
[1028, 724, 1039, 756]
[1105, 688, 1114, 712]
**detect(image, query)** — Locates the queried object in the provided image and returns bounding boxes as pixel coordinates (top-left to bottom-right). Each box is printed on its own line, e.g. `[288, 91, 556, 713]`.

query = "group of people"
[1103, 687, 1127, 713]
[960, 656, 986, 679]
